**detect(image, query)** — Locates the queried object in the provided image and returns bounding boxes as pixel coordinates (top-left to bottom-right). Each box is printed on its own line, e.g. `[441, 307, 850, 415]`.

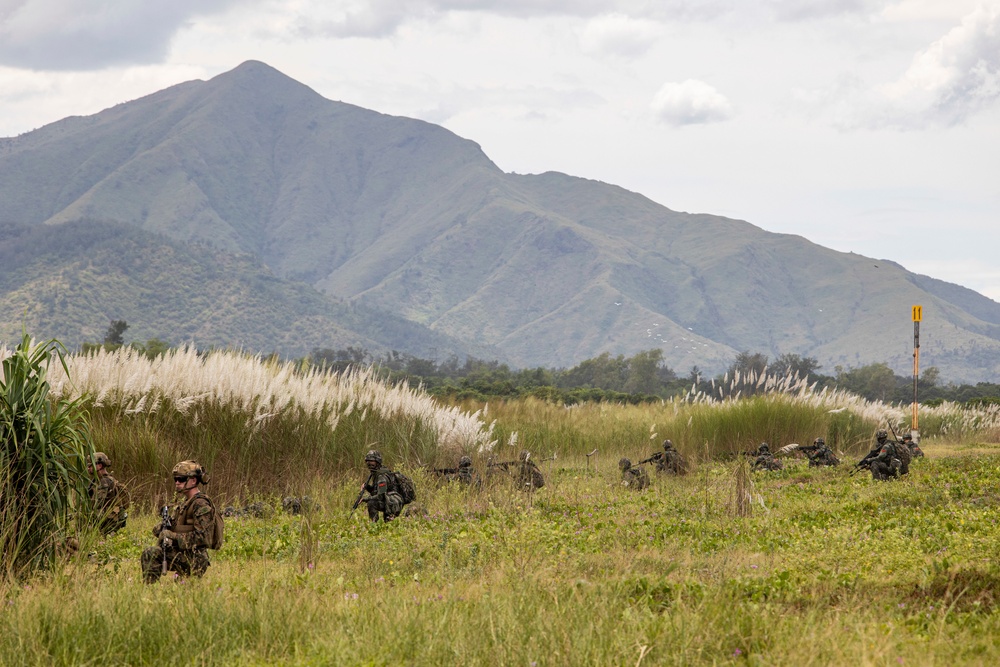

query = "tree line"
[86, 320, 1000, 406]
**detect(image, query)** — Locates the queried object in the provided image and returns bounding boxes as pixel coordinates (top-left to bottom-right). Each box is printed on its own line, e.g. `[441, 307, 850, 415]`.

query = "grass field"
[4, 346, 1000, 665]
[3, 439, 1000, 666]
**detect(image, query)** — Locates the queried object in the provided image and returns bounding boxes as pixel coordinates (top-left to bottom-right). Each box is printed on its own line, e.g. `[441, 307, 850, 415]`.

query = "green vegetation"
[0, 334, 93, 578]
[3, 443, 1000, 665]
[1, 343, 999, 664]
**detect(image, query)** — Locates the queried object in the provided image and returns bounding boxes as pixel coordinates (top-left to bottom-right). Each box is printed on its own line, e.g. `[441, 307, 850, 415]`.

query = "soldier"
[902, 433, 925, 458]
[869, 429, 911, 481]
[640, 439, 688, 475]
[455, 455, 477, 485]
[361, 450, 404, 522]
[658, 440, 688, 475]
[619, 458, 649, 490]
[488, 451, 545, 490]
[87, 452, 128, 534]
[513, 451, 545, 490]
[141, 460, 221, 584]
[751, 443, 783, 471]
[431, 455, 478, 486]
[806, 437, 840, 467]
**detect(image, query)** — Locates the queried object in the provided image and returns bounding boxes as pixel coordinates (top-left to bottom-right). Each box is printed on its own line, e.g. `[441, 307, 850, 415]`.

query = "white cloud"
[886, 2, 1000, 125]
[577, 12, 661, 58]
[0, 0, 244, 70]
[650, 79, 734, 125]
[766, 0, 879, 22]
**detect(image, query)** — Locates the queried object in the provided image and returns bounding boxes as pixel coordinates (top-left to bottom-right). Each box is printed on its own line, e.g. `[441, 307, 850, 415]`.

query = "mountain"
[0, 218, 501, 361]
[2, 60, 999, 382]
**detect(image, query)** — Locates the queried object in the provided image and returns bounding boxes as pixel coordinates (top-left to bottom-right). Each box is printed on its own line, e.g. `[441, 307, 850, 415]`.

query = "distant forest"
[92, 321, 999, 408]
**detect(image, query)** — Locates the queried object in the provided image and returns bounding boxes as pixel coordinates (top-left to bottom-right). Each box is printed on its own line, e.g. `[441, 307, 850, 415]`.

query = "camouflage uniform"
[141, 465, 218, 583]
[433, 456, 478, 486]
[619, 458, 649, 490]
[752, 443, 783, 471]
[363, 450, 403, 522]
[902, 434, 925, 458]
[869, 431, 911, 480]
[652, 440, 688, 475]
[806, 438, 840, 467]
[455, 456, 476, 485]
[514, 451, 545, 490]
[88, 453, 128, 534]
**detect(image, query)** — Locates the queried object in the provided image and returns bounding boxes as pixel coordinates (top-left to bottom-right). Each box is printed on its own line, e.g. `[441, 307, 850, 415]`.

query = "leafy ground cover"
[3, 440, 999, 666]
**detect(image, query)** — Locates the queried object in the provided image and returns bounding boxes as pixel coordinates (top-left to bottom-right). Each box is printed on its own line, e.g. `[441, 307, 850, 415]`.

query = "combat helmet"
[813, 437, 825, 446]
[663, 439, 674, 451]
[458, 455, 472, 468]
[172, 460, 207, 484]
[875, 429, 888, 442]
[519, 450, 530, 462]
[619, 457, 632, 471]
[758, 442, 770, 453]
[92, 452, 111, 468]
[364, 450, 383, 466]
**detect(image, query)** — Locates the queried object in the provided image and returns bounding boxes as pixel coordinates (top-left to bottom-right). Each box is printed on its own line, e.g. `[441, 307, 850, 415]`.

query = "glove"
[160, 530, 179, 542]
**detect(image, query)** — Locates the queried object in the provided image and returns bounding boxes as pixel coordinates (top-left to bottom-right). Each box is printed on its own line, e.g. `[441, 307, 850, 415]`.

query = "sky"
[1, 0, 998, 300]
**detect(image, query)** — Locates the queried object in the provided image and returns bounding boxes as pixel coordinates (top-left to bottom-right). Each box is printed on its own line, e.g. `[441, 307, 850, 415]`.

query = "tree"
[836, 363, 899, 402]
[103, 320, 128, 347]
[0, 334, 94, 578]
[771, 353, 821, 380]
[624, 349, 670, 395]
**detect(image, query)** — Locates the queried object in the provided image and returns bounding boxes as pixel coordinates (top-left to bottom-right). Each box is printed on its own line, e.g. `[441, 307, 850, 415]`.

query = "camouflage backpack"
[187, 494, 225, 550]
[392, 471, 416, 505]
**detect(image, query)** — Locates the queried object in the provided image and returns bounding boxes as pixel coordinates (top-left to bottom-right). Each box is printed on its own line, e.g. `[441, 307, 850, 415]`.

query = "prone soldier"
[488, 451, 545, 490]
[751, 443, 783, 471]
[805, 437, 839, 467]
[619, 458, 649, 490]
[430, 455, 478, 486]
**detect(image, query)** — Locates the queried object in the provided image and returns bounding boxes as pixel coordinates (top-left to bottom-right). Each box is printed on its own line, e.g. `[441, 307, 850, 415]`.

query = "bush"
[0, 334, 93, 578]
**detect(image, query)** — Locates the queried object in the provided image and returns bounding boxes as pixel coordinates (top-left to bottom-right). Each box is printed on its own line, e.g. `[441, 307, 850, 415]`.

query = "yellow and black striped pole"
[912, 304, 922, 441]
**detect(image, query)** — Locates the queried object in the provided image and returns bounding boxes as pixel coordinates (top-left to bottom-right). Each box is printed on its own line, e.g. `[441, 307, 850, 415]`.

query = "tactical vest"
[171, 492, 224, 549]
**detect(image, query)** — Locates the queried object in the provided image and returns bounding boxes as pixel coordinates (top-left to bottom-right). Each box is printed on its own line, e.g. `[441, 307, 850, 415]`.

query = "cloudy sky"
[2, 0, 998, 300]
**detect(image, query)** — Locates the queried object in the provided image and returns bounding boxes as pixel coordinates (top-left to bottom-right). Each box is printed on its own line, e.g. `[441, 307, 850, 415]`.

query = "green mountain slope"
[1, 61, 999, 381]
[0, 220, 499, 360]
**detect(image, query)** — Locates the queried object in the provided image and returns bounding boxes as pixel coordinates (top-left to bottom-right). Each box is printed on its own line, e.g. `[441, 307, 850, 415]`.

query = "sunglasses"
[174, 476, 190, 484]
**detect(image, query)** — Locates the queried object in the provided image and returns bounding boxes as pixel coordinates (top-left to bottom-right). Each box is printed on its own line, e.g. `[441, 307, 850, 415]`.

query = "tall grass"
[0, 345, 498, 505]
[3, 447, 1000, 665]
[0, 335, 93, 578]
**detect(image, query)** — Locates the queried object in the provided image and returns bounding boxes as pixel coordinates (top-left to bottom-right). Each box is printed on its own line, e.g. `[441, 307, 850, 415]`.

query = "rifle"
[887, 421, 902, 443]
[850, 451, 879, 476]
[431, 467, 460, 476]
[350, 472, 375, 515]
[637, 452, 663, 466]
[158, 505, 172, 574]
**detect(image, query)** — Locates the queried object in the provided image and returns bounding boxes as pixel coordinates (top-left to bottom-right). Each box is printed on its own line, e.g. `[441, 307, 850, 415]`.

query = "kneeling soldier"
[141, 460, 220, 583]
[88, 452, 129, 534]
[363, 450, 403, 522]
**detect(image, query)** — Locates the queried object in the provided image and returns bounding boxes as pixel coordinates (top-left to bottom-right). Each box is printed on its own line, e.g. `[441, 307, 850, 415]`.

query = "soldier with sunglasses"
[141, 460, 220, 583]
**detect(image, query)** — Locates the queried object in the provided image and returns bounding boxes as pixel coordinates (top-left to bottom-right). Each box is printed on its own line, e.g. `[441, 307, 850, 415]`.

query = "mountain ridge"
[1, 61, 998, 382]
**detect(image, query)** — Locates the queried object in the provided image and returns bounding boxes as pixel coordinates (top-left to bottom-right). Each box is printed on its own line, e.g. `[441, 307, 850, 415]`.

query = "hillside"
[1, 61, 999, 381]
[0, 219, 499, 361]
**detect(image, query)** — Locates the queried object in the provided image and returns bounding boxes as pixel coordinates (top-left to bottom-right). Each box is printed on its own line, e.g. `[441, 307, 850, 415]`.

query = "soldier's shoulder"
[191, 494, 216, 515]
